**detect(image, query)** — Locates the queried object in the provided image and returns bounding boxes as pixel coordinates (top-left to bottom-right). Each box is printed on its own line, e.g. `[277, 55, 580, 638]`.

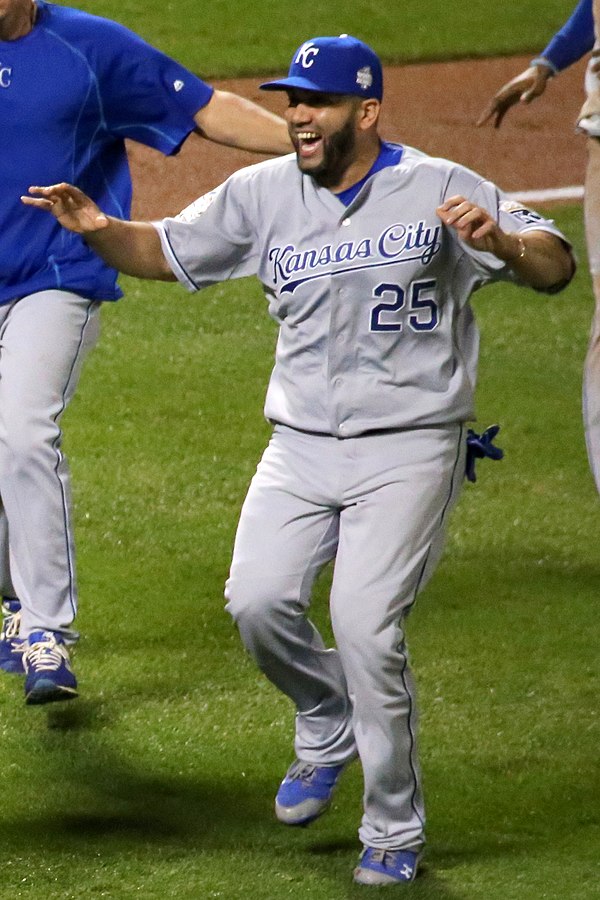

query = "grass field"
[74, 0, 578, 77]
[3, 1, 599, 897]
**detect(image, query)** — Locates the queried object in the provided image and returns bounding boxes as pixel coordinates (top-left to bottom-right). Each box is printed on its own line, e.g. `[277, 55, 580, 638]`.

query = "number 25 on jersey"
[370, 280, 439, 333]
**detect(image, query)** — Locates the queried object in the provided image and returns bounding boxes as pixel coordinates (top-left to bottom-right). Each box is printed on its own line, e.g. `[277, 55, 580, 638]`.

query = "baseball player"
[23, 35, 575, 885]
[478, 0, 600, 494]
[0, 0, 291, 705]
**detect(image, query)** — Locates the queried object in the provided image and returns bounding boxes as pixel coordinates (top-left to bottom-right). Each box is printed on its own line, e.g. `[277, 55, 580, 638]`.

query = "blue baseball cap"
[260, 35, 383, 100]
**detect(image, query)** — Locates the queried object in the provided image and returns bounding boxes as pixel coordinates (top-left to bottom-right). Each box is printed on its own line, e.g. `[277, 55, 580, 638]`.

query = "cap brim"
[260, 75, 339, 92]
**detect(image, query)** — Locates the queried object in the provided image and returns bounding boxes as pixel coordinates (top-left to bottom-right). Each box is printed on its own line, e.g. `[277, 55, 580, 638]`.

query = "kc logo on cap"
[295, 42, 320, 69]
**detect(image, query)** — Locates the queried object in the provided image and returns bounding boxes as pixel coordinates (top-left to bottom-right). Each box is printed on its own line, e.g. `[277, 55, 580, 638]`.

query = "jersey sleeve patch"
[499, 199, 544, 225]
[175, 189, 220, 223]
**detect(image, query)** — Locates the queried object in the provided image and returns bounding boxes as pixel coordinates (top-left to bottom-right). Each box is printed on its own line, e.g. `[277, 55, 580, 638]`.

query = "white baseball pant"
[225, 421, 466, 850]
[0, 290, 100, 639]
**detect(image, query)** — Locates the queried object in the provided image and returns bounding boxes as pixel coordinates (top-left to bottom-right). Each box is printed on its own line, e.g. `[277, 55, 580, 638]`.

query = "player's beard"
[299, 118, 358, 189]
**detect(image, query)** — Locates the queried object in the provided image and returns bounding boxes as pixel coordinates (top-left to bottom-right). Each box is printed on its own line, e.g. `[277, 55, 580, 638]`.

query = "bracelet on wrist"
[506, 236, 526, 264]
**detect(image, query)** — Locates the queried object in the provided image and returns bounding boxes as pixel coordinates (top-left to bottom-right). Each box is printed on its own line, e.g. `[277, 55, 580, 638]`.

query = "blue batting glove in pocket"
[465, 424, 504, 483]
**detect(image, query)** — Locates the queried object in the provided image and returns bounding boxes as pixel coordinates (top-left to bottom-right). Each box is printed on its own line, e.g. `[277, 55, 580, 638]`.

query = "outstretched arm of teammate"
[477, 0, 595, 128]
[22, 184, 175, 281]
[476, 64, 554, 128]
[436, 195, 575, 292]
[194, 89, 292, 154]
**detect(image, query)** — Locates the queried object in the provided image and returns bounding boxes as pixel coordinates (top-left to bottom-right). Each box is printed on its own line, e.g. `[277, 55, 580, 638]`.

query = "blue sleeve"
[540, 0, 594, 72]
[92, 19, 214, 154]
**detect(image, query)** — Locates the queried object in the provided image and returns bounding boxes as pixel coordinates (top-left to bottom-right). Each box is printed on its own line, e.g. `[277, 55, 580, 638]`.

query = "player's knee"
[331, 597, 408, 662]
[334, 620, 384, 660]
[224, 574, 298, 629]
[0, 417, 58, 472]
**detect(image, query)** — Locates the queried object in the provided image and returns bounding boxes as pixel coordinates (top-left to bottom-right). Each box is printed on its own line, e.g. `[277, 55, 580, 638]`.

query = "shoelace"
[1, 609, 21, 641]
[287, 762, 318, 783]
[25, 638, 68, 672]
[365, 848, 415, 878]
[369, 849, 394, 865]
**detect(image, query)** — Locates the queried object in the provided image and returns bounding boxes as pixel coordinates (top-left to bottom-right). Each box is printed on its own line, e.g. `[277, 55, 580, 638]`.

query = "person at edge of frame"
[478, 0, 600, 493]
[0, 0, 292, 705]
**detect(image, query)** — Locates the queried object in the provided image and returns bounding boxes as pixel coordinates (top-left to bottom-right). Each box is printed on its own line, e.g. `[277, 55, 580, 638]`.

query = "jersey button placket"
[328, 213, 358, 434]
[329, 251, 349, 434]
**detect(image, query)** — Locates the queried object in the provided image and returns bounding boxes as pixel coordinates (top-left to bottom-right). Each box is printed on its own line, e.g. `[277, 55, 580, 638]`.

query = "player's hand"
[476, 65, 552, 128]
[437, 196, 498, 251]
[436, 195, 520, 260]
[21, 183, 109, 234]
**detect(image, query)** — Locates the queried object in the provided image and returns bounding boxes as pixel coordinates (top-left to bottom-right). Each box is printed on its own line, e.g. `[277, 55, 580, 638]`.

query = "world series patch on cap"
[260, 34, 383, 100]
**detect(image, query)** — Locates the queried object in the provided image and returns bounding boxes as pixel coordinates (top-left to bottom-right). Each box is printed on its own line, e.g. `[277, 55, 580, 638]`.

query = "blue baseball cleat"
[275, 760, 346, 825]
[353, 847, 421, 885]
[0, 598, 25, 675]
[24, 630, 78, 705]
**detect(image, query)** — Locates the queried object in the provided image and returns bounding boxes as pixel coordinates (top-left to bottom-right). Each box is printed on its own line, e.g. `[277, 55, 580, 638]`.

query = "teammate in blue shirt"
[478, 0, 600, 502]
[0, 0, 291, 705]
[539, 0, 595, 73]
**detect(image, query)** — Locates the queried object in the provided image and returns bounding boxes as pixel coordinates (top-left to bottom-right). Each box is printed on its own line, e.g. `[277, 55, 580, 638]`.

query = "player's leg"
[225, 426, 357, 769]
[0, 502, 23, 673]
[0, 307, 21, 618]
[327, 425, 465, 881]
[0, 505, 15, 597]
[582, 137, 600, 491]
[0, 291, 100, 701]
[0, 308, 24, 675]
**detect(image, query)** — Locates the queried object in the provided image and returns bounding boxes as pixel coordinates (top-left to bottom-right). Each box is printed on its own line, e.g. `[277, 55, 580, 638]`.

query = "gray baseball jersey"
[155, 145, 568, 435]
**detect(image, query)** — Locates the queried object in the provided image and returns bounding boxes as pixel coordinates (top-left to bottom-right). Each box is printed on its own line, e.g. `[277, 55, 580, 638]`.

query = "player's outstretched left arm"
[22, 184, 175, 281]
[194, 90, 292, 154]
[476, 65, 553, 129]
[436, 195, 575, 292]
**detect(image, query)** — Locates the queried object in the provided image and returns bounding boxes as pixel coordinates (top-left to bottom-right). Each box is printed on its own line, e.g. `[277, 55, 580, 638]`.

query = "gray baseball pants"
[0, 290, 100, 639]
[225, 421, 465, 851]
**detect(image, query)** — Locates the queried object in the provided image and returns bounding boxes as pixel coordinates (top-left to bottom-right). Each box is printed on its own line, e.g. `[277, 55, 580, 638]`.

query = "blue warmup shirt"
[541, 0, 594, 72]
[0, 0, 213, 304]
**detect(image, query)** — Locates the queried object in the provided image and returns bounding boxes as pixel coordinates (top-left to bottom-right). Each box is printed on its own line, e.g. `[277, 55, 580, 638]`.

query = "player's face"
[285, 90, 363, 188]
[0, 0, 35, 40]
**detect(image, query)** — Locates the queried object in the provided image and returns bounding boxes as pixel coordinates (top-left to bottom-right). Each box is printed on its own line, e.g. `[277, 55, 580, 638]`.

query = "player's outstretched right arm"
[21, 184, 176, 282]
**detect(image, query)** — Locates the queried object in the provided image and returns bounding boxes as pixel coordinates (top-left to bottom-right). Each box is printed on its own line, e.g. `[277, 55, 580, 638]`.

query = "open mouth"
[296, 131, 323, 158]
